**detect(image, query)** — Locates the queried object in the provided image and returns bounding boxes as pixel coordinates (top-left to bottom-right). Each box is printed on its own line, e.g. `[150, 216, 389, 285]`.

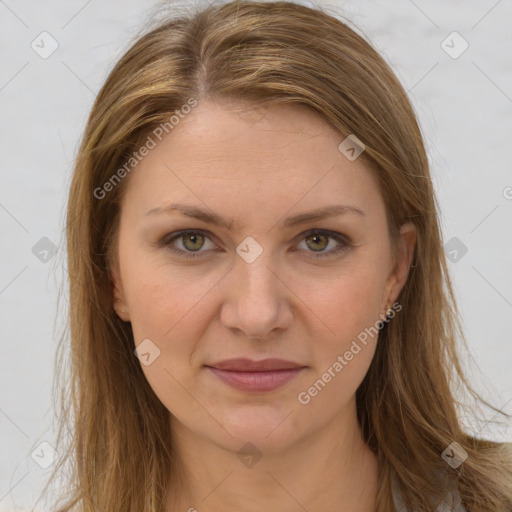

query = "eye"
[161, 230, 217, 258]
[160, 229, 351, 259]
[295, 229, 350, 258]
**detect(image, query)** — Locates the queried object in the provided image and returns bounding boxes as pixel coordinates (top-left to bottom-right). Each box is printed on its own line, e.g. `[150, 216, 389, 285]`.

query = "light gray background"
[1, 0, 511, 510]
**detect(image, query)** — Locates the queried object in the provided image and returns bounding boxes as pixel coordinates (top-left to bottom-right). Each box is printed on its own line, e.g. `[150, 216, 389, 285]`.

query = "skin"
[110, 100, 416, 511]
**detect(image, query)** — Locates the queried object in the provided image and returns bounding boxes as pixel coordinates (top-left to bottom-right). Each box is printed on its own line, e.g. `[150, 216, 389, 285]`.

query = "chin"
[210, 403, 306, 452]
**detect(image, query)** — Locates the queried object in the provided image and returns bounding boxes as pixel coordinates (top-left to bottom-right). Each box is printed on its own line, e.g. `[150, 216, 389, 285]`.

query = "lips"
[207, 358, 304, 371]
[205, 358, 306, 392]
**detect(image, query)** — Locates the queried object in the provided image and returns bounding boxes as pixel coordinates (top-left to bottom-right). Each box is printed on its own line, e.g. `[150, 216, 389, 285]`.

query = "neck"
[165, 397, 379, 512]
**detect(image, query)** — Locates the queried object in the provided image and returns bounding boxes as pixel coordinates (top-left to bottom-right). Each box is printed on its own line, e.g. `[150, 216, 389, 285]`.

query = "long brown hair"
[41, 1, 512, 510]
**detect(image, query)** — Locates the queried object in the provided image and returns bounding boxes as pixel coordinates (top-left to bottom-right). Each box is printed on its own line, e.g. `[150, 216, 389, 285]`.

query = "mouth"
[204, 358, 307, 393]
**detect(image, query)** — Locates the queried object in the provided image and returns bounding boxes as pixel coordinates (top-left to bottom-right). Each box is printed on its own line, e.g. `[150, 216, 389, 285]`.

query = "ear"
[110, 262, 131, 322]
[381, 221, 416, 313]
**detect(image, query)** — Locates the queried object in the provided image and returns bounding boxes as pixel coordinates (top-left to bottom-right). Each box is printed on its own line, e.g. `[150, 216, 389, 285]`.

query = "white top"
[391, 474, 468, 511]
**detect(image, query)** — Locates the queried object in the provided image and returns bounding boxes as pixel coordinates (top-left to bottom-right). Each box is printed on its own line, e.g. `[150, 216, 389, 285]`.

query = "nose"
[219, 249, 293, 340]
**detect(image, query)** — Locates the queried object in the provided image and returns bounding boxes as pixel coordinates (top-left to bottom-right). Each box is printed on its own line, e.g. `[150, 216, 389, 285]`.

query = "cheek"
[118, 228, 216, 345]
[125, 271, 212, 418]
[293, 267, 386, 413]
[298, 263, 387, 350]
[127, 270, 209, 352]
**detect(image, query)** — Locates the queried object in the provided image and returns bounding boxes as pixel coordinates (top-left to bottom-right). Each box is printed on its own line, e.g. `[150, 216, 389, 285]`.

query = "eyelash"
[159, 229, 351, 260]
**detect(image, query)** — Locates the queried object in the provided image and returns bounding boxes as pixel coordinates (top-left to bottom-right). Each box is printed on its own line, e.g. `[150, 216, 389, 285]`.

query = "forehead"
[120, 100, 384, 226]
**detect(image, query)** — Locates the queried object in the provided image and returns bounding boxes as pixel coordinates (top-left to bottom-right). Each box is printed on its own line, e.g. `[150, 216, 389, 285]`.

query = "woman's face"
[110, 100, 415, 453]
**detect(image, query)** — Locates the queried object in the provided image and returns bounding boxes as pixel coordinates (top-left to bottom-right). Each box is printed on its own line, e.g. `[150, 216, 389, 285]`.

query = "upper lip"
[206, 358, 305, 371]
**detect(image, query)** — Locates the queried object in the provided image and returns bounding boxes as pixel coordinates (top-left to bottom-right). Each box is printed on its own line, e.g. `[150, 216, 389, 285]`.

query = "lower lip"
[206, 367, 305, 392]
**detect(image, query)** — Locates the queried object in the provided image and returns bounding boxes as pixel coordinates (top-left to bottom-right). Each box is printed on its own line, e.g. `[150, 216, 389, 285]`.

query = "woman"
[44, 1, 512, 511]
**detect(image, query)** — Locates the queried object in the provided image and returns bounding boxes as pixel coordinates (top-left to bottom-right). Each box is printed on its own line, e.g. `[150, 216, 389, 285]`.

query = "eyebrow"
[145, 203, 365, 230]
